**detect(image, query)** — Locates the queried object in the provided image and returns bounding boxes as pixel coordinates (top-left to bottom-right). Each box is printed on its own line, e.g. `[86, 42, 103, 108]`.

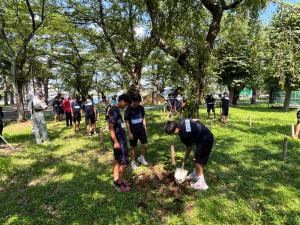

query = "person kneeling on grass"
[293, 109, 300, 139]
[108, 94, 131, 192]
[125, 93, 149, 170]
[164, 119, 214, 190]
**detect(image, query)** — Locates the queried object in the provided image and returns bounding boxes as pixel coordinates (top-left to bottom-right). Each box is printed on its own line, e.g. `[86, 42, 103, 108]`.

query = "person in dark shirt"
[293, 110, 300, 139]
[82, 95, 97, 136]
[125, 93, 148, 170]
[205, 94, 216, 119]
[167, 94, 176, 118]
[52, 96, 60, 122]
[0, 107, 3, 144]
[165, 119, 214, 190]
[108, 93, 131, 192]
[71, 95, 82, 132]
[221, 92, 230, 125]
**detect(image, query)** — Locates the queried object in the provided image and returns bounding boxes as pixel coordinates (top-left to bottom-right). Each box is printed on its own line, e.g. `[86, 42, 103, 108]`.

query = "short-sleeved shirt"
[179, 119, 213, 147]
[62, 100, 72, 113]
[168, 96, 176, 108]
[71, 100, 82, 115]
[124, 105, 145, 134]
[108, 106, 126, 143]
[205, 95, 215, 106]
[221, 96, 230, 109]
[53, 99, 60, 109]
[82, 100, 95, 116]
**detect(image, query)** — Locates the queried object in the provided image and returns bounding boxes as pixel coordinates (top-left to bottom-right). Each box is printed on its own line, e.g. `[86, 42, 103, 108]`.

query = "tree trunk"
[43, 78, 49, 101]
[3, 76, 9, 106]
[268, 88, 274, 104]
[11, 60, 25, 121]
[251, 87, 257, 104]
[229, 87, 234, 105]
[10, 92, 14, 105]
[283, 88, 292, 112]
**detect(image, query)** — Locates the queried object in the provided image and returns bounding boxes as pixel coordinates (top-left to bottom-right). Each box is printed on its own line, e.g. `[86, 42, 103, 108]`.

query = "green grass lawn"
[0, 104, 299, 225]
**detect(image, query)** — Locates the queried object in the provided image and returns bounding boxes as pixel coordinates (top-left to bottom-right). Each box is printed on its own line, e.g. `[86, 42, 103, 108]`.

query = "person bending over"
[165, 119, 214, 190]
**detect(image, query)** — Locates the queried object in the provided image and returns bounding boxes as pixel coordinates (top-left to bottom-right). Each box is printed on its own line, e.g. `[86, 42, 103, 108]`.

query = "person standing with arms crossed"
[32, 90, 49, 144]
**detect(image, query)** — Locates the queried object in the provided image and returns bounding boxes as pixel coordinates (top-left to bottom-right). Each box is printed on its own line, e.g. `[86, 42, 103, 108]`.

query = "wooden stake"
[291, 124, 295, 137]
[170, 144, 176, 165]
[249, 115, 252, 127]
[164, 107, 166, 113]
[283, 137, 288, 161]
[99, 128, 104, 144]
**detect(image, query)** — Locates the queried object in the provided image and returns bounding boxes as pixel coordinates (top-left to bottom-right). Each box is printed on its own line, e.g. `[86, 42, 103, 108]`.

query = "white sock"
[196, 175, 205, 183]
[140, 155, 145, 160]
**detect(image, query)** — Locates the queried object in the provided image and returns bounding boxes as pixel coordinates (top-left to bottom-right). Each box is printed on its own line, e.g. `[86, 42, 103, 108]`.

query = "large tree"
[0, 0, 47, 121]
[68, 0, 156, 92]
[268, 3, 300, 111]
[145, 0, 267, 116]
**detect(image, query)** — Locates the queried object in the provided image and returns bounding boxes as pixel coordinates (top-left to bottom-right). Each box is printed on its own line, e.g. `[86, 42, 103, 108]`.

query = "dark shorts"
[85, 113, 96, 125]
[222, 107, 229, 116]
[194, 136, 214, 165]
[113, 142, 129, 165]
[207, 104, 215, 113]
[129, 130, 148, 147]
[53, 107, 59, 115]
[73, 113, 81, 123]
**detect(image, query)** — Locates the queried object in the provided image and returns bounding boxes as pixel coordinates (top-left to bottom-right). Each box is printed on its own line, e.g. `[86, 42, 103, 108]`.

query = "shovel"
[174, 162, 188, 185]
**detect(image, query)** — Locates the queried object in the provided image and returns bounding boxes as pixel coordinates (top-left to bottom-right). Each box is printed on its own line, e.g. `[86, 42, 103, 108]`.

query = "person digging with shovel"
[164, 119, 214, 190]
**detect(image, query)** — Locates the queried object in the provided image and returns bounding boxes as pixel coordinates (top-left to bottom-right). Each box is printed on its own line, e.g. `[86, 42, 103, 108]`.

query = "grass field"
[0, 104, 299, 225]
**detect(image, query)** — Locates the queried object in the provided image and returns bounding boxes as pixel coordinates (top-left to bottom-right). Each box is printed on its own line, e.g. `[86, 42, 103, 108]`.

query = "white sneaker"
[186, 169, 197, 181]
[191, 180, 209, 190]
[138, 156, 148, 166]
[131, 161, 138, 170]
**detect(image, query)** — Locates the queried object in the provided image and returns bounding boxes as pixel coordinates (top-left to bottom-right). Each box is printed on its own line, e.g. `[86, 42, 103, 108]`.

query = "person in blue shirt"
[125, 93, 148, 170]
[165, 119, 214, 190]
[108, 94, 131, 192]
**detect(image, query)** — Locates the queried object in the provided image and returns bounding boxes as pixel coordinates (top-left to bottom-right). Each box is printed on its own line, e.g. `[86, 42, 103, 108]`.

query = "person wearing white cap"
[32, 90, 49, 144]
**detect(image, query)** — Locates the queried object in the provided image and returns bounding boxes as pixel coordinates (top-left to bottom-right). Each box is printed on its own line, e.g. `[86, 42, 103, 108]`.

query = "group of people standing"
[52, 95, 97, 135]
[205, 92, 230, 125]
[167, 91, 230, 125]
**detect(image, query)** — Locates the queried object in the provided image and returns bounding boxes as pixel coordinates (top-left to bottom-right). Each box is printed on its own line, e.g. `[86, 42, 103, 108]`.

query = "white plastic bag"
[174, 163, 188, 184]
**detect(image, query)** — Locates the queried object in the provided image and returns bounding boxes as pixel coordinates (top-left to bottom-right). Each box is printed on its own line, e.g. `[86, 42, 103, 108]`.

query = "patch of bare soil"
[132, 165, 192, 198]
[0, 144, 25, 155]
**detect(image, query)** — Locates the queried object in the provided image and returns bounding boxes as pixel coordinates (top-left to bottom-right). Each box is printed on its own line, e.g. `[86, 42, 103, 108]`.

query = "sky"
[260, 0, 299, 23]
